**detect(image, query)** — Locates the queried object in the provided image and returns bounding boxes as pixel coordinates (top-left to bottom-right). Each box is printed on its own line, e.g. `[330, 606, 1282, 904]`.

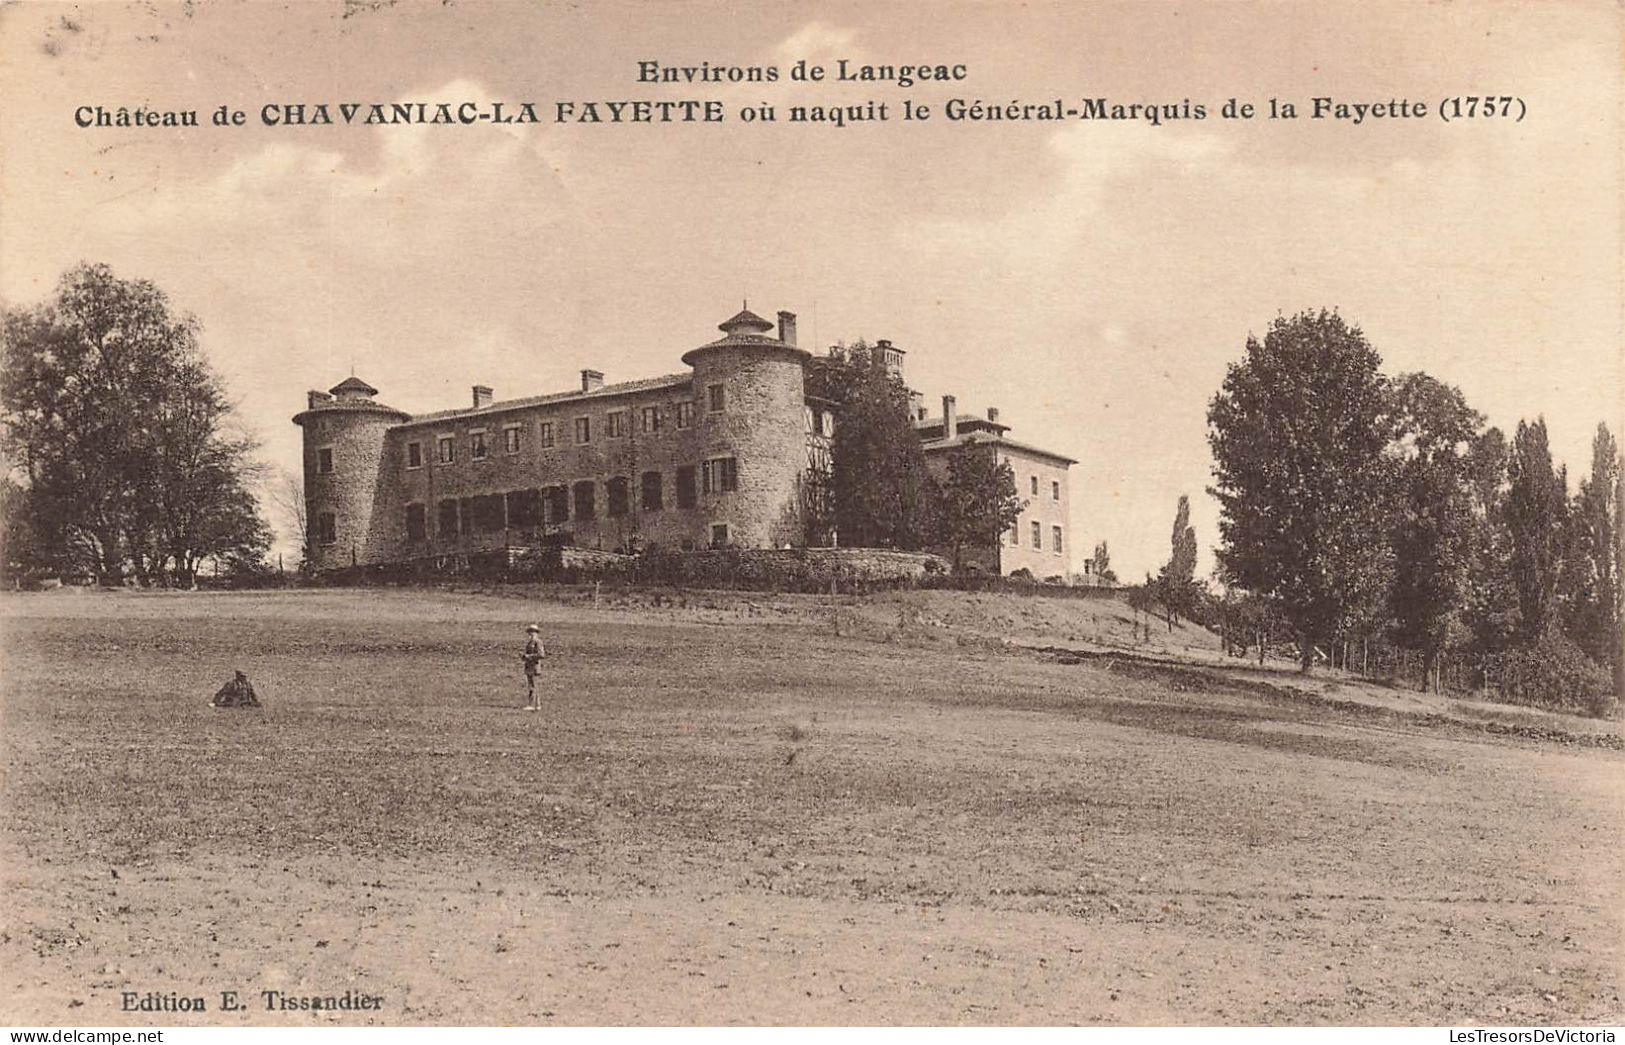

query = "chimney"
[987, 407, 1000, 424]
[580, 369, 604, 393]
[777, 310, 798, 346]
[472, 385, 493, 409]
[942, 395, 957, 440]
[909, 390, 924, 421]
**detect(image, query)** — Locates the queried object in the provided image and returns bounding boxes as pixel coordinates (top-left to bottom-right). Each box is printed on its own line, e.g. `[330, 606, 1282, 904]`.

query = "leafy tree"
[1091, 540, 1117, 584]
[1505, 418, 1568, 643]
[1126, 574, 1158, 641]
[1387, 373, 1482, 692]
[1559, 423, 1621, 690]
[806, 340, 938, 549]
[1214, 583, 1284, 665]
[1461, 427, 1520, 683]
[933, 446, 1023, 573]
[1, 263, 270, 585]
[1157, 494, 1200, 625]
[0, 476, 45, 581]
[1207, 310, 1396, 673]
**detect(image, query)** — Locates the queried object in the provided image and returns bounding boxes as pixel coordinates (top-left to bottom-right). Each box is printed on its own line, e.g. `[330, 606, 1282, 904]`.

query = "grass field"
[2, 587, 1620, 1025]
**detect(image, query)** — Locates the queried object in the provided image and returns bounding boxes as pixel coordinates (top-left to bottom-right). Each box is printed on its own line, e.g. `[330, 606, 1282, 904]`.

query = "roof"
[293, 398, 410, 426]
[330, 376, 378, 396]
[396, 372, 693, 428]
[679, 305, 812, 366]
[718, 308, 775, 334]
[914, 414, 1010, 436]
[921, 429, 1077, 466]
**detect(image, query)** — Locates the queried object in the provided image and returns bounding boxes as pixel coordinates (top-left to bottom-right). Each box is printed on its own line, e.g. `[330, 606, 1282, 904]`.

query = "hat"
[526, 623, 540, 632]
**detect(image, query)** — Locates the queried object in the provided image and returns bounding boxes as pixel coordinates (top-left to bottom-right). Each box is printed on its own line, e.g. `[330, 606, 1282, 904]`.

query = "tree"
[0, 476, 45, 582]
[1, 263, 271, 585]
[1560, 423, 1621, 690]
[806, 341, 938, 549]
[1461, 427, 1520, 684]
[1091, 540, 1118, 585]
[1387, 373, 1482, 692]
[268, 466, 310, 570]
[1505, 418, 1568, 643]
[1207, 310, 1396, 673]
[1157, 494, 1200, 626]
[933, 446, 1023, 573]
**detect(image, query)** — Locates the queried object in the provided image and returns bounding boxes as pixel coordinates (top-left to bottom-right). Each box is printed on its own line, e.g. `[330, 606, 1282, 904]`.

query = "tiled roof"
[329, 376, 378, 396]
[913, 414, 1009, 433]
[293, 398, 409, 425]
[398, 373, 693, 427]
[921, 429, 1077, 465]
[692, 332, 789, 349]
[718, 308, 774, 333]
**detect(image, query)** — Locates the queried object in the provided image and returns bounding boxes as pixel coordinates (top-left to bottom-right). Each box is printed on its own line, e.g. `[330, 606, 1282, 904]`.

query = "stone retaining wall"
[545, 546, 950, 590]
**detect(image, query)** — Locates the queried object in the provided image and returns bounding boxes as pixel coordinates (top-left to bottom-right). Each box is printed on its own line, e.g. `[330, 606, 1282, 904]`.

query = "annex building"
[295, 306, 1075, 576]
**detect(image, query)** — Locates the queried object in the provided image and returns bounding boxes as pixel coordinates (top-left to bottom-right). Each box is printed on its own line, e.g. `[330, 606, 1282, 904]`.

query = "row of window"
[1028, 475, 1061, 500]
[1009, 521, 1065, 553]
[400, 388, 724, 470]
[395, 458, 740, 541]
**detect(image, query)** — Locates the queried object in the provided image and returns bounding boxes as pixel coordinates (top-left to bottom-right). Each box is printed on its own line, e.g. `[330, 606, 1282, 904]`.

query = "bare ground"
[1, 587, 1620, 1025]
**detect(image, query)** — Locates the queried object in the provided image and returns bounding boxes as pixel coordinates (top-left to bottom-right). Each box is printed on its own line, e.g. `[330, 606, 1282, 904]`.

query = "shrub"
[1485, 631, 1615, 717]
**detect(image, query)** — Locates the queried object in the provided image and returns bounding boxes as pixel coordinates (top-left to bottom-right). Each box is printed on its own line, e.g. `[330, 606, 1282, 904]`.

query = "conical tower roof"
[329, 376, 379, 397]
[717, 307, 775, 336]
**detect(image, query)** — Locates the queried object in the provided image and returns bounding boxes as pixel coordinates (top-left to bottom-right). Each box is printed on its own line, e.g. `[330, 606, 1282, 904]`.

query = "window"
[676, 401, 695, 429]
[702, 456, 738, 494]
[538, 422, 556, 449]
[543, 485, 570, 524]
[315, 512, 336, 544]
[607, 411, 626, 438]
[406, 442, 423, 469]
[640, 406, 662, 434]
[317, 447, 334, 475]
[606, 476, 630, 517]
[1031, 521, 1041, 548]
[675, 465, 697, 508]
[470, 430, 489, 461]
[1010, 524, 1020, 546]
[469, 493, 505, 532]
[1052, 480, 1060, 501]
[405, 504, 427, 542]
[437, 436, 455, 464]
[707, 383, 725, 412]
[710, 523, 730, 548]
[504, 426, 522, 455]
[438, 499, 459, 537]
[573, 480, 596, 520]
[641, 470, 663, 511]
[1030, 475, 1039, 496]
[574, 417, 591, 445]
[507, 488, 542, 528]
[1052, 525, 1063, 553]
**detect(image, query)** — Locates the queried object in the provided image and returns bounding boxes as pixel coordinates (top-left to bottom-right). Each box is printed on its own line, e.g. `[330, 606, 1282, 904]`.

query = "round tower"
[681, 307, 812, 548]
[292, 377, 409, 571]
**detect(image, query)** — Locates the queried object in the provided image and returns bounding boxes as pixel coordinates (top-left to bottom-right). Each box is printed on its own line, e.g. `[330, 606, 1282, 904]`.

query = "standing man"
[521, 623, 546, 711]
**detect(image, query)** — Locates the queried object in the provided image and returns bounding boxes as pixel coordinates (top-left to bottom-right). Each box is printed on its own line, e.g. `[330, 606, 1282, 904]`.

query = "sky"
[1, 0, 1619, 578]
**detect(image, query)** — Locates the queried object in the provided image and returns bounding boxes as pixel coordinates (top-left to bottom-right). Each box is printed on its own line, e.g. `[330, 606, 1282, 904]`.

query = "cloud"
[772, 21, 861, 66]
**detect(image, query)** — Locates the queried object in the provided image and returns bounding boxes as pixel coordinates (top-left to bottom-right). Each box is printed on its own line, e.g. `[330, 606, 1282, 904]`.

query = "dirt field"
[2, 587, 1620, 1026]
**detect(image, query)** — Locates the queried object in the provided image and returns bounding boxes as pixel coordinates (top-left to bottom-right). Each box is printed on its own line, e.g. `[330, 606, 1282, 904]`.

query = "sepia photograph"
[0, 0, 1620, 1029]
